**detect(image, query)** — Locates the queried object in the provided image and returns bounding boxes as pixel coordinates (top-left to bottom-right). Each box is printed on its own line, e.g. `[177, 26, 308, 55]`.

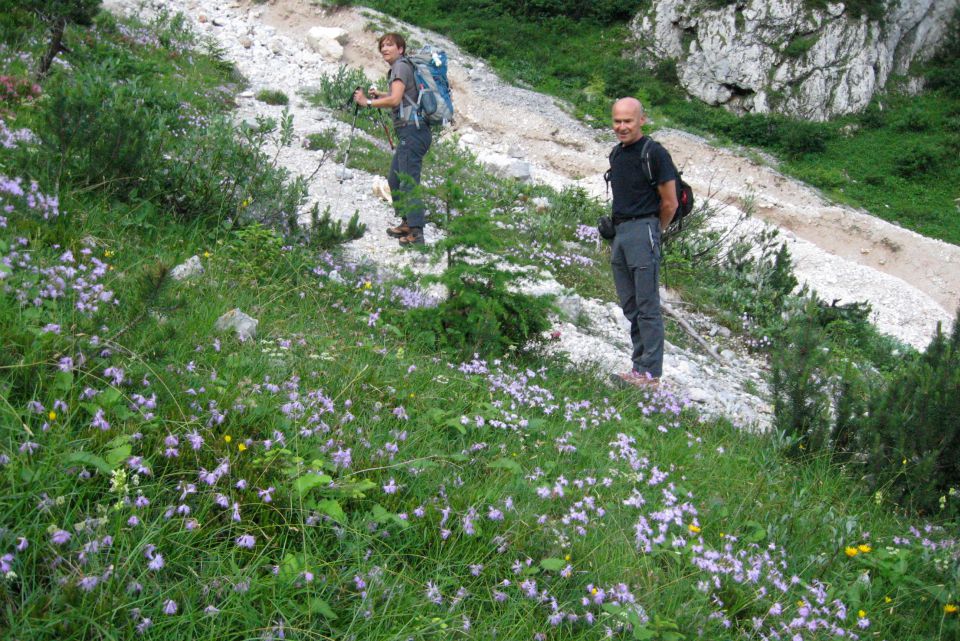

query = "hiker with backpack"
[607, 97, 679, 389]
[353, 32, 432, 247]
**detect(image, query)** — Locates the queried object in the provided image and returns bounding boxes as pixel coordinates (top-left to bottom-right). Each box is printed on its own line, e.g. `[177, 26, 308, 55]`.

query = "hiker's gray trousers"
[389, 124, 432, 229]
[611, 216, 664, 378]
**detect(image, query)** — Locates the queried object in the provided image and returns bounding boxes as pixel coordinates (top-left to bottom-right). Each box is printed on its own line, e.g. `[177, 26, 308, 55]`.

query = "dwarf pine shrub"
[770, 300, 834, 457]
[853, 311, 960, 518]
[287, 203, 366, 250]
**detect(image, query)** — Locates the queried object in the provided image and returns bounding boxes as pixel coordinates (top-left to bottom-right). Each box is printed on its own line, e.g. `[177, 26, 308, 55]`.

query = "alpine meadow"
[0, 1, 958, 641]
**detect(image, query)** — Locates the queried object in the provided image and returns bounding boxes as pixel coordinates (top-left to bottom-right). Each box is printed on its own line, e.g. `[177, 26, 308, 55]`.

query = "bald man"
[608, 98, 678, 388]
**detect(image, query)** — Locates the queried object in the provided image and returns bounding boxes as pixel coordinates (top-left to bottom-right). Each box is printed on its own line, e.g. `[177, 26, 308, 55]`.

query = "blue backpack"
[402, 45, 454, 127]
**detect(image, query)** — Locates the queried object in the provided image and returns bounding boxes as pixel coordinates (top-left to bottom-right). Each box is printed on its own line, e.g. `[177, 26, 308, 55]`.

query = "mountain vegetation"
[0, 3, 957, 640]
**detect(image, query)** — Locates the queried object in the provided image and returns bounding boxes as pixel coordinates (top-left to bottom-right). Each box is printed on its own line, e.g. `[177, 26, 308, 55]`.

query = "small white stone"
[214, 309, 259, 342]
[170, 256, 204, 281]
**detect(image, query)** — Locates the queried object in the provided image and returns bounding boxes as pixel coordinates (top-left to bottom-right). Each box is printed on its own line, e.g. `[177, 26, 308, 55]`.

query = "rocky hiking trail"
[107, 0, 959, 431]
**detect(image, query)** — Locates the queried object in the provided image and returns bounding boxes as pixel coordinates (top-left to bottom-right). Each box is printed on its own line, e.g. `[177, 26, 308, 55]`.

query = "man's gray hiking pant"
[611, 216, 664, 379]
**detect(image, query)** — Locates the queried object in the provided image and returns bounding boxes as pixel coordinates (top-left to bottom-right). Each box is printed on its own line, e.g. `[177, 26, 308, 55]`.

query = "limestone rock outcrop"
[631, 0, 958, 120]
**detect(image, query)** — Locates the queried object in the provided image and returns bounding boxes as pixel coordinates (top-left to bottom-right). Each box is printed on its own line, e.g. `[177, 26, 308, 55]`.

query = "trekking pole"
[372, 108, 394, 150]
[339, 101, 361, 184]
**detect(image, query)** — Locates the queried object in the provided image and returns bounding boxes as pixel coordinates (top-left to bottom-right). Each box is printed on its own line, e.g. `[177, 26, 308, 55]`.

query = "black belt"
[613, 214, 657, 226]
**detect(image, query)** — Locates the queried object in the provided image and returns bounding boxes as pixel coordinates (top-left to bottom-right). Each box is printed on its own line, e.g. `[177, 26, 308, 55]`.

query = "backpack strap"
[603, 145, 619, 197]
[398, 55, 422, 126]
[638, 137, 657, 188]
[604, 138, 657, 197]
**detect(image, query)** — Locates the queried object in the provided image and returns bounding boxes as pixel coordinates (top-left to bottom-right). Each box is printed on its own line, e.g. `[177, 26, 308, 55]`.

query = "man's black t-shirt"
[609, 137, 677, 222]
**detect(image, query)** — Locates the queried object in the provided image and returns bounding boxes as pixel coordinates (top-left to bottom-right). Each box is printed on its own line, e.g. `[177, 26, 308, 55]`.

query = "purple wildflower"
[236, 534, 256, 549]
[50, 529, 71, 545]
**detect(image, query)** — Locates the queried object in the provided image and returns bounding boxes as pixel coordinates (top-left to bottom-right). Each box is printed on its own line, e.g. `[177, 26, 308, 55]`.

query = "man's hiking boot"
[614, 370, 660, 390]
[398, 227, 424, 247]
[386, 222, 410, 238]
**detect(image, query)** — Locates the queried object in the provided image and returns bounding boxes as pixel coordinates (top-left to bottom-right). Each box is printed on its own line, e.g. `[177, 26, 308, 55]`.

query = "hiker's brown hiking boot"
[615, 370, 660, 390]
[386, 222, 410, 238]
[398, 227, 425, 247]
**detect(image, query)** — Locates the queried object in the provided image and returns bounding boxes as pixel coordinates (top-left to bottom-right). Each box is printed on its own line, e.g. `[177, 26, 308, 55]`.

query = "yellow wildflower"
[564, 554, 571, 561]
[104, 250, 114, 258]
[884, 596, 892, 604]
[688, 524, 701, 534]
[857, 544, 872, 553]
[203, 251, 212, 258]
[237, 443, 247, 452]
[224, 435, 232, 443]
[945, 604, 959, 614]
[844, 546, 859, 557]
[48, 411, 56, 421]
[858, 610, 867, 619]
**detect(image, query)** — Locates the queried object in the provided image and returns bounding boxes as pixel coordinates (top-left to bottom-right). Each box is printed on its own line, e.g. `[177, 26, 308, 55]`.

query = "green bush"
[791, 165, 847, 190]
[0, 4, 36, 45]
[891, 107, 936, 133]
[779, 119, 828, 158]
[312, 64, 371, 110]
[158, 112, 307, 226]
[341, 138, 393, 175]
[729, 113, 782, 148]
[858, 101, 886, 129]
[223, 222, 286, 282]
[894, 142, 942, 178]
[304, 129, 337, 151]
[771, 304, 960, 518]
[600, 57, 642, 100]
[770, 301, 835, 457]
[853, 312, 960, 518]
[769, 299, 887, 458]
[40, 64, 174, 198]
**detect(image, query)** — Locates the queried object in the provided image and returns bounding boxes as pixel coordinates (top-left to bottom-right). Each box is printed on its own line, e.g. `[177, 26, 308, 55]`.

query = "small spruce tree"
[770, 300, 833, 457]
[409, 148, 553, 356]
